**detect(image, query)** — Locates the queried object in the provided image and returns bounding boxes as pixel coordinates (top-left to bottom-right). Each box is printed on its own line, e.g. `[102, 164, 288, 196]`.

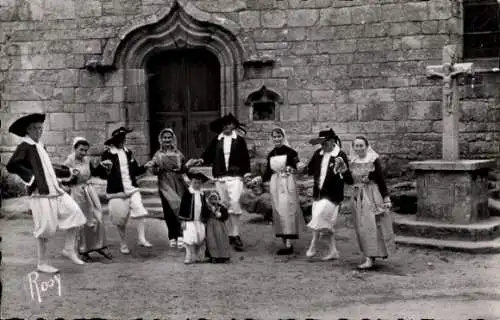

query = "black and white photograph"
[0, 0, 499, 318]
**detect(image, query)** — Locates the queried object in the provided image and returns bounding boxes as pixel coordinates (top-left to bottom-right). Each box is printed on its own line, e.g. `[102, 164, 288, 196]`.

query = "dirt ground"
[1, 199, 500, 319]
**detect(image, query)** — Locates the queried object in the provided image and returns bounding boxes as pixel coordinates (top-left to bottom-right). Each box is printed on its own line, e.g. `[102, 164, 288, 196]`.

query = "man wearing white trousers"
[194, 113, 251, 251]
[302, 129, 353, 260]
[98, 127, 152, 254]
[7, 113, 87, 273]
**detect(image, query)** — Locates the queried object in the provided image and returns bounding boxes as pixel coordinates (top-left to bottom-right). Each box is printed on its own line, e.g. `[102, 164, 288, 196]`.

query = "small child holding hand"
[205, 191, 231, 263]
[179, 171, 211, 264]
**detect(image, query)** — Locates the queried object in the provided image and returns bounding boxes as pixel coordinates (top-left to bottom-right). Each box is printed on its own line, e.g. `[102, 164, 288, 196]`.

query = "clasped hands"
[185, 158, 203, 167]
[69, 168, 80, 178]
[100, 160, 113, 173]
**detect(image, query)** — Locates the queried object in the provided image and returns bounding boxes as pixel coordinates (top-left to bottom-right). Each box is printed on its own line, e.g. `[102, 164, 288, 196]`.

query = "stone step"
[102, 204, 164, 220]
[140, 187, 159, 196]
[393, 214, 500, 242]
[137, 175, 160, 189]
[395, 235, 500, 254]
[98, 188, 159, 204]
[142, 197, 161, 206]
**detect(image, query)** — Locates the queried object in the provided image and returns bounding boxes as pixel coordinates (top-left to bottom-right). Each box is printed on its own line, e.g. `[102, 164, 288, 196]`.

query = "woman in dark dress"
[254, 128, 304, 255]
[145, 128, 189, 249]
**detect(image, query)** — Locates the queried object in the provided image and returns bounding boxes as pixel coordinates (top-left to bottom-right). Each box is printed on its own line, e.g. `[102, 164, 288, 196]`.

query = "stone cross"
[426, 60, 473, 161]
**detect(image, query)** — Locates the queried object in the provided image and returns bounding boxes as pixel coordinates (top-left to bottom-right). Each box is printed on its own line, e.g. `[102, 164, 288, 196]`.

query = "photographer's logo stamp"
[26, 271, 62, 303]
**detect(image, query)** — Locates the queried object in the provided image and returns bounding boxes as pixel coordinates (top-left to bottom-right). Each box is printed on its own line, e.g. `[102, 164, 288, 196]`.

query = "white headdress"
[158, 128, 179, 152]
[66, 136, 89, 163]
[272, 127, 290, 147]
[72, 136, 88, 149]
[349, 137, 379, 163]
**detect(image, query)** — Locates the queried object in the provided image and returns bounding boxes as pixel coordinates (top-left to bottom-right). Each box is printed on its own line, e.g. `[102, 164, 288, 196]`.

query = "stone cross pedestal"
[410, 160, 494, 224]
[425, 61, 472, 161]
[393, 46, 500, 253]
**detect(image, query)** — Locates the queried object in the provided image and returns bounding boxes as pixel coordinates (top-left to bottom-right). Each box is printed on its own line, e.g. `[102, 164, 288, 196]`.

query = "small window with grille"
[245, 86, 283, 121]
[463, 0, 500, 59]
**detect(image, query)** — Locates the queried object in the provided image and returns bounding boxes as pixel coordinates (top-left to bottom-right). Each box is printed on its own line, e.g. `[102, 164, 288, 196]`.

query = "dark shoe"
[233, 236, 244, 252]
[229, 236, 235, 245]
[80, 253, 93, 262]
[97, 248, 113, 260]
[277, 246, 294, 256]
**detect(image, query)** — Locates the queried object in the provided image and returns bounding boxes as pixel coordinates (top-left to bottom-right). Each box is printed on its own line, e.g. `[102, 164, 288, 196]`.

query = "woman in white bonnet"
[64, 137, 112, 261]
[349, 136, 395, 270]
[145, 128, 189, 249]
[253, 127, 304, 255]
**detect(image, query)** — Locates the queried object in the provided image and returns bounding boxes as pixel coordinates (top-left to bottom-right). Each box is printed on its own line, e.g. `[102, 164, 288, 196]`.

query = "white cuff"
[23, 176, 35, 186]
[244, 173, 252, 178]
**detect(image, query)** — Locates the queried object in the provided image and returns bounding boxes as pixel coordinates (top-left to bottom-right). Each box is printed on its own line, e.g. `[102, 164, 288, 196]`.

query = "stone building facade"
[0, 0, 498, 177]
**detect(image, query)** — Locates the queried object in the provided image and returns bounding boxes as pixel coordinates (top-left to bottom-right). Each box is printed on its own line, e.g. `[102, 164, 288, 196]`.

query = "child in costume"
[179, 171, 211, 264]
[205, 190, 231, 263]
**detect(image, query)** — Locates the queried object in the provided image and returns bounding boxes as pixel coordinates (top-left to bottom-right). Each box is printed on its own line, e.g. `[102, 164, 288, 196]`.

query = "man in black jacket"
[6, 113, 87, 273]
[302, 129, 352, 261]
[99, 127, 152, 254]
[192, 114, 251, 251]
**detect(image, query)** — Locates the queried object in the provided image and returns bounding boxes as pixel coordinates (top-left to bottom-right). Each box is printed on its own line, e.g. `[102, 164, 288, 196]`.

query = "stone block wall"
[0, 0, 498, 177]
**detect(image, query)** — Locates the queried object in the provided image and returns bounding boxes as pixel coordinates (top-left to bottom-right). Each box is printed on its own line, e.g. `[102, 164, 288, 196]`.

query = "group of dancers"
[6, 111, 395, 273]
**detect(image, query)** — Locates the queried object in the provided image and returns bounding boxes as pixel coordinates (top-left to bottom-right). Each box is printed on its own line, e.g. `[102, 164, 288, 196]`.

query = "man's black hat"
[105, 126, 133, 146]
[9, 113, 46, 137]
[209, 113, 246, 134]
[309, 129, 339, 145]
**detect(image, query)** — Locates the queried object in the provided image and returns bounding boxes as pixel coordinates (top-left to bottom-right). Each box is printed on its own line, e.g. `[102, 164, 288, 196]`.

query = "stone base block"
[395, 235, 500, 254]
[394, 214, 500, 242]
[410, 159, 496, 224]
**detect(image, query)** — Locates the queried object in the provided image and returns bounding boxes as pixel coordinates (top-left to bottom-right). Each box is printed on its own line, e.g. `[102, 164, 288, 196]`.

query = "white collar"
[319, 144, 340, 157]
[188, 186, 202, 194]
[218, 131, 237, 140]
[108, 146, 128, 154]
[22, 136, 42, 147]
[349, 146, 379, 164]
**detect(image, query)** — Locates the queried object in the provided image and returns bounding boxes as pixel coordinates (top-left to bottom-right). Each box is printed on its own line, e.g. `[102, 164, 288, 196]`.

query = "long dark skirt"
[159, 191, 183, 240]
[206, 218, 231, 259]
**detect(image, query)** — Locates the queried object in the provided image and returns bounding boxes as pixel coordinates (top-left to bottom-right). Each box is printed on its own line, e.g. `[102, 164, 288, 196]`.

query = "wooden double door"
[147, 49, 221, 159]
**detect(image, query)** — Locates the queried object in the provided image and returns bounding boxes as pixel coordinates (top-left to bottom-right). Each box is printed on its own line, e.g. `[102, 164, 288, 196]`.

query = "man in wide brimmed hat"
[6, 113, 87, 273]
[190, 113, 251, 251]
[300, 129, 353, 261]
[97, 126, 152, 254]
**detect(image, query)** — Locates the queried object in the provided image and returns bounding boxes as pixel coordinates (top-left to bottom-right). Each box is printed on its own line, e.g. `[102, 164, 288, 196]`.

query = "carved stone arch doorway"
[146, 48, 221, 158]
[106, 1, 254, 159]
